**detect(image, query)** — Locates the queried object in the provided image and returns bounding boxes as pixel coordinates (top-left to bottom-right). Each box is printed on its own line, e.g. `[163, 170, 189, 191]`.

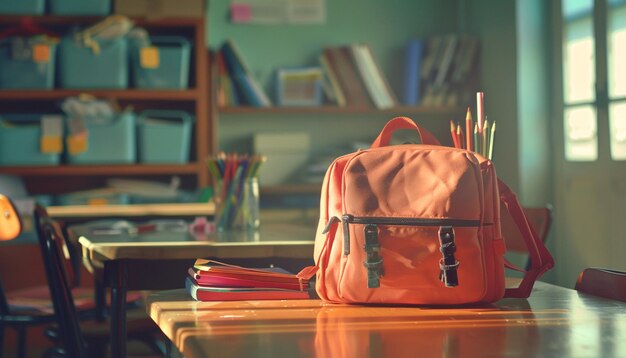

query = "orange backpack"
[299, 117, 554, 305]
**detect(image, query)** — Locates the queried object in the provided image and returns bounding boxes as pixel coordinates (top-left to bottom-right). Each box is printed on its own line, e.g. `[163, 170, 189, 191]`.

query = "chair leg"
[17, 327, 26, 358]
[0, 326, 4, 358]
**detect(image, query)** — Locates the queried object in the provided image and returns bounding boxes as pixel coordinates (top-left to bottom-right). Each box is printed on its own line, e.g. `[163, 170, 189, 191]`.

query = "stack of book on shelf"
[402, 35, 479, 107]
[319, 44, 398, 109]
[185, 259, 311, 301]
[215, 39, 272, 108]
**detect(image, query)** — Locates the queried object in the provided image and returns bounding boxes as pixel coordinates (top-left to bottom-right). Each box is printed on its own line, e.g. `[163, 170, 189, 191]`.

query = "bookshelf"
[0, 15, 212, 196]
[207, 1, 476, 205]
[219, 105, 464, 115]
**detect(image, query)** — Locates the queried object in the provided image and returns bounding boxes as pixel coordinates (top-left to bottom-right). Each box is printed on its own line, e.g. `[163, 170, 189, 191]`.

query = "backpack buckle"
[438, 226, 459, 287]
[363, 224, 383, 288]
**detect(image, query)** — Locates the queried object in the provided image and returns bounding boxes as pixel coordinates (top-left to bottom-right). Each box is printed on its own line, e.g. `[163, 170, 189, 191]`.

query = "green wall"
[208, 0, 457, 94]
[208, 0, 554, 213]
[465, 0, 520, 191]
[207, 0, 460, 155]
[516, 0, 553, 206]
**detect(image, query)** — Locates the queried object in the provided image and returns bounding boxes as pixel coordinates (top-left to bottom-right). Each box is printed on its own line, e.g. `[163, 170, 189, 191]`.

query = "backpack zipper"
[341, 214, 481, 255]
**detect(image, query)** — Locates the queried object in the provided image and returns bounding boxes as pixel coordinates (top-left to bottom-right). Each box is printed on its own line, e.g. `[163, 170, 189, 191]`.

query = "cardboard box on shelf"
[253, 132, 310, 186]
[114, 0, 205, 18]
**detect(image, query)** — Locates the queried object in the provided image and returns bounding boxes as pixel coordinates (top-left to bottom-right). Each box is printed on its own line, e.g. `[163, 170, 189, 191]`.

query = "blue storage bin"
[0, 0, 45, 15]
[59, 35, 128, 89]
[0, 114, 62, 166]
[49, 0, 111, 15]
[0, 38, 57, 89]
[66, 112, 136, 164]
[137, 110, 193, 164]
[131, 36, 191, 89]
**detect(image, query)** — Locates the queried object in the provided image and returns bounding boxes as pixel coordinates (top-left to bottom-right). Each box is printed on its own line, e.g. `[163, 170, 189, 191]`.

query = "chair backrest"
[0, 194, 21, 315]
[575, 268, 626, 302]
[34, 205, 88, 358]
[0, 193, 21, 242]
[501, 205, 552, 253]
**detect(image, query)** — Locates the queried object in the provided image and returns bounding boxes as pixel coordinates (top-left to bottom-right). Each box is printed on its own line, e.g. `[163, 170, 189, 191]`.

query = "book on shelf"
[186, 259, 311, 301]
[322, 46, 372, 107]
[403, 39, 425, 106]
[420, 35, 479, 107]
[215, 49, 240, 106]
[319, 54, 346, 106]
[349, 43, 397, 109]
[220, 39, 272, 108]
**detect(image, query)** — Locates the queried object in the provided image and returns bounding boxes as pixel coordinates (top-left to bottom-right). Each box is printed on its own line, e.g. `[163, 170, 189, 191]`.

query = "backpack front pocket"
[337, 216, 489, 305]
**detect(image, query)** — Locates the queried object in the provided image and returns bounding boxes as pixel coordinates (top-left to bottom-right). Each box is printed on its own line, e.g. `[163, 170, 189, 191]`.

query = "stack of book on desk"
[185, 259, 311, 301]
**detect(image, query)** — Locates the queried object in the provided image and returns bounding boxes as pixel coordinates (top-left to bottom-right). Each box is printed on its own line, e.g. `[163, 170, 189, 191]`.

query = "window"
[608, 0, 626, 159]
[562, 0, 626, 160]
[562, 0, 597, 161]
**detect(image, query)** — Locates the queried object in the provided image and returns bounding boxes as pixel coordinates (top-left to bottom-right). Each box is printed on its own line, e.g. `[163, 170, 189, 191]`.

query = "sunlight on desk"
[146, 282, 626, 358]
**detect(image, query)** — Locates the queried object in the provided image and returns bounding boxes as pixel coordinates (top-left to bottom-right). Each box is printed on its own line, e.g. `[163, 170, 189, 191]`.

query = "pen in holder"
[209, 153, 263, 232]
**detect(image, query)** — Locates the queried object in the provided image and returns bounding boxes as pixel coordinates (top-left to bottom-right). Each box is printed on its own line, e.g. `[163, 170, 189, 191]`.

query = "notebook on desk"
[186, 259, 311, 301]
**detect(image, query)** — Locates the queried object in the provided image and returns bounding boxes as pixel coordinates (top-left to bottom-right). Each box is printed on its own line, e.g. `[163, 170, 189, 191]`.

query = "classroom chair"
[575, 268, 626, 302]
[0, 200, 146, 357]
[501, 205, 552, 269]
[33, 205, 165, 357]
[0, 194, 58, 358]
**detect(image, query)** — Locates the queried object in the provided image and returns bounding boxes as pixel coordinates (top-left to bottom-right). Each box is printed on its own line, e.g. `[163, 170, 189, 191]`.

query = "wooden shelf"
[0, 89, 199, 101]
[0, 15, 203, 27]
[261, 183, 322, 195]
[219, 105, 464, 115]
[0, 163, 202, 176]
[0, 13, 212, 189]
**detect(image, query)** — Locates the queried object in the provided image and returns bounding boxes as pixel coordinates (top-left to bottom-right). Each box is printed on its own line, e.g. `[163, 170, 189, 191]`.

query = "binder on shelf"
[220, 40, 271, 107]
[403, 39, 424, 106]
[275, 67, 323, 107]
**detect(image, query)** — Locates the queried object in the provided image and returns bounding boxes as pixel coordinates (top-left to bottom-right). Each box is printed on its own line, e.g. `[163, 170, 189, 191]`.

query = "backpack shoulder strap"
[498, 179, 555, 298]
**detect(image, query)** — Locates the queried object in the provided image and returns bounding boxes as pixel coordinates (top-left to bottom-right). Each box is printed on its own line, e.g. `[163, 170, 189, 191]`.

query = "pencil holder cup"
[214, 176, 260, 232]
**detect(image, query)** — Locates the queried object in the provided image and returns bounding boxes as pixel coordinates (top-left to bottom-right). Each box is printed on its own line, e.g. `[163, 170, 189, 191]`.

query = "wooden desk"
[72, 221, 315, 358]
[146, 282, 626, 358]
[48, 202, 215, 223]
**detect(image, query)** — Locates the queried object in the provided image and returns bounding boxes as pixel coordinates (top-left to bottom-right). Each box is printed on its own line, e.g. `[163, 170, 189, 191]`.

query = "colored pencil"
[482, 119, 489, 157]
[488, 121, 496, 160]
[465, 107, 472, 151]
[476, 92, 484, 132]
[450, 120, 460, 148]
[474, 123, 479, 154]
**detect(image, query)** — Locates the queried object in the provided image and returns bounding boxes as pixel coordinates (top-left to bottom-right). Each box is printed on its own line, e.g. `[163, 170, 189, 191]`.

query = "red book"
[193, 259, 309, 285]
[185, 277, 310, 301]
[189, 268, 305, 291]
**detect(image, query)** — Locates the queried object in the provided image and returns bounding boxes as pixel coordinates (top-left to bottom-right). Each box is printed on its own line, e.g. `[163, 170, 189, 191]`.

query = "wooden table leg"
[110, 261, 128, 358]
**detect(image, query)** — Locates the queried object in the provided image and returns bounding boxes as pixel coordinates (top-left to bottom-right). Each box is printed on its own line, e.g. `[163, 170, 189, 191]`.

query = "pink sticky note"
[231, 3, 252, 23]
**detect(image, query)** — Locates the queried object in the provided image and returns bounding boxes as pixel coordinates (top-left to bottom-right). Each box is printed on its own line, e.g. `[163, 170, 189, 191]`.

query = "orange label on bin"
[41, 136, 62, 154]
[88, 198, 109, 206]
[32, 44, 50, 63]
[67, 135, 88, 155]
[140, 46, 160, 69]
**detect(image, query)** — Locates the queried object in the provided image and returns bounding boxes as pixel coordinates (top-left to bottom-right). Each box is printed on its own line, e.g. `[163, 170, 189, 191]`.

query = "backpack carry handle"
[371, 116, 441, 148]
[499, 179, 555, 298]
